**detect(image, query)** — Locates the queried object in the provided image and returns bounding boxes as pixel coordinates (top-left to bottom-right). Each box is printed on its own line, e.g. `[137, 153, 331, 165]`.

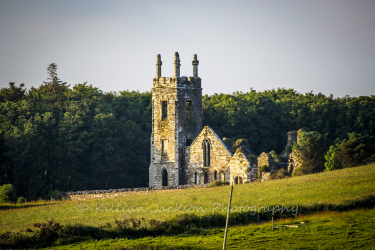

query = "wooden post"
[223, 184, 234, 250]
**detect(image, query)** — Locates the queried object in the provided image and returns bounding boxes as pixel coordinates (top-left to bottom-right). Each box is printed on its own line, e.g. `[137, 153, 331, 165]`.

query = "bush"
[208, 181, 229, 187]
[34, 219, 62, 244]
[48, 190, 61, 200]
[269, 168, 290, 180]
[0, 184, 17, 203]
[292, 166, 309, 177]
[258, 165, 269, 173]
[17, 197, 26, 203]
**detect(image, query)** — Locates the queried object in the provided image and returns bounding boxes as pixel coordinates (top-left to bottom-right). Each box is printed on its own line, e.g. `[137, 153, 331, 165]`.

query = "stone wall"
[248, 163, 258, 182]
[261, 172, 270, 181]
[288, 152, 301, 173]
[257, 152, 276, 174]
[61, 184, 208, 201]
[186, 126, 232, 184]
[228, 148, 251, 184]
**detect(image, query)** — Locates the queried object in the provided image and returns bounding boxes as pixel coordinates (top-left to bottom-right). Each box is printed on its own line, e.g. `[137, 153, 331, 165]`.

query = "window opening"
[203, 139, 211, 167]
[162, 101, 168, 120]
[186, 100, 192, 120]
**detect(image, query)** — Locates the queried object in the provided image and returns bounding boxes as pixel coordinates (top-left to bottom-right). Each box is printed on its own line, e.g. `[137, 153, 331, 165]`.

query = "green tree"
[325, 133, 375, 171]
[0, 184, 17, 203]
[291, 130, 326, 175]
[0, 82, 26, 102]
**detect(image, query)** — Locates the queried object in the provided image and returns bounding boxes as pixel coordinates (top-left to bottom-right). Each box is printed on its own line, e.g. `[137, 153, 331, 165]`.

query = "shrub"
[269, 168, 290, 180]
[48, 190, 61, 200]
[17, 197, 26, 203]
[258, 165, 269, 173]
[292, 166, 309, 177]
[0, 184, 17, 203]
[34, 219, 62, 244]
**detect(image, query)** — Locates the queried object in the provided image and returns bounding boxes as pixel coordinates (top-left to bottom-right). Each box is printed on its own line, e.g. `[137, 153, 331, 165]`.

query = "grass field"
[1, 163, 375, 249]
[47, 208, 375, 249]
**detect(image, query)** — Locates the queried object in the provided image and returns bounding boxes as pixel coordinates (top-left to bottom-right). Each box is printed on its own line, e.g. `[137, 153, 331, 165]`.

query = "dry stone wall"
[61, 184, 208, 201]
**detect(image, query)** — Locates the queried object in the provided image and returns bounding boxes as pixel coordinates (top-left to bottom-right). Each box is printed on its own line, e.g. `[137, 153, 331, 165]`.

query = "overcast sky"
[1, 0, 374, 97]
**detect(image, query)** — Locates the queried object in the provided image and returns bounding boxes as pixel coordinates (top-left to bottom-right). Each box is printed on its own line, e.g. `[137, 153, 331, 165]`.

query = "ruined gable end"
[186, 126, 232, 184]
[228, 148, 251, 184]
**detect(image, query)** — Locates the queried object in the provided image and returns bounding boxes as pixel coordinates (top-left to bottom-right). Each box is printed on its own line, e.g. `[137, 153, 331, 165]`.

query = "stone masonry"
[149, 53, 252, 187]
[228, 148, 252, 184]
[186, 126, 233, 184]
[149, 52, 202, 187]
[257, 152, 276, 174]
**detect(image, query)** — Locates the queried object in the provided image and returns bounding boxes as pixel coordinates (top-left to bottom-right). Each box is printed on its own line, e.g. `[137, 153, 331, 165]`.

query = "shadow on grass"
[0, 202, 59, 210]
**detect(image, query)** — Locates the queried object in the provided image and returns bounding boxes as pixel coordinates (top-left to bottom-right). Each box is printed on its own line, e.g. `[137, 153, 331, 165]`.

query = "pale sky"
[1, 0, 374, 97]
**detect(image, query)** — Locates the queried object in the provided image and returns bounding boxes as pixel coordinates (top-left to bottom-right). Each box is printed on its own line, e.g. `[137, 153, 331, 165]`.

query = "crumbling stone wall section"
[228, 148, 251, 184]
[287, 131, 297, 146]
[186, 126, 232, 184]
[261, 172, 270, 182]
[246, 163, 258, 182]
[288, 152, 301, 173]
[257, 152, 276, 174]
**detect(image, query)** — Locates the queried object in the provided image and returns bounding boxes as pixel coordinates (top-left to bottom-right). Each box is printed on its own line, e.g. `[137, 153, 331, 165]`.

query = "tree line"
[1, 64, 374, 199]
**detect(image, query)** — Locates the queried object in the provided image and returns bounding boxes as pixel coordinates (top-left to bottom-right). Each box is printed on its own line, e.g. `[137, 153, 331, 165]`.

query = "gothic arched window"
[202, 139, 211, 167]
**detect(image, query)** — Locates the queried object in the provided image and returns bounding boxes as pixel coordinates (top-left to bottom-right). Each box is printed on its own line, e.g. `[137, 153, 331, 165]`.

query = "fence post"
[223, 184, 234, 250]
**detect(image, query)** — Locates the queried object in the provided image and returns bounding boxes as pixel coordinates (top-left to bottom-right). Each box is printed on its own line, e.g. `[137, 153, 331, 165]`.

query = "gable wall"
[185, 126, 232, 184]
[228, 150, 251, 184]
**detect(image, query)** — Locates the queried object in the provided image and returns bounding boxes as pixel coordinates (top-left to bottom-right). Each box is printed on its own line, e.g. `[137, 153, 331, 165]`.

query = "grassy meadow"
[47, 208, 375, 249]
[1, 163, 375, 248]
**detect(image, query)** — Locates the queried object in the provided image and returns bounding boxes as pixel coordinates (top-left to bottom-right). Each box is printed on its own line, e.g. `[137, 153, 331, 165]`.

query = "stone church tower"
[149, 52, 202, 187]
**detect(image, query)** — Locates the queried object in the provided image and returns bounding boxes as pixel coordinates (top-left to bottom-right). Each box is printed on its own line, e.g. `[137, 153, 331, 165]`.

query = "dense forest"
[1, 64, 374, 199]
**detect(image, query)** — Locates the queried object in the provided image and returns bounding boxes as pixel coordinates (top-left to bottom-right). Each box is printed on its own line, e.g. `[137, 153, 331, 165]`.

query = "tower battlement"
[153, 76, 201, 89]
[153, 52, 201, 89]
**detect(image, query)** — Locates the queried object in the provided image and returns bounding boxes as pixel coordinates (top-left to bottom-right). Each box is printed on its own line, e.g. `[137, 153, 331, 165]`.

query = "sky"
[0, 0, 374, 97]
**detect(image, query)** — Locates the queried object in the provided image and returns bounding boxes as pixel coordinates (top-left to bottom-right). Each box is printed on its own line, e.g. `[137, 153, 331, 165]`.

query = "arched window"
[194, 171, 197, 185]
[162, 168, 168, 186]
[202, 139, 211, 167]
[214, 170, 217, 180]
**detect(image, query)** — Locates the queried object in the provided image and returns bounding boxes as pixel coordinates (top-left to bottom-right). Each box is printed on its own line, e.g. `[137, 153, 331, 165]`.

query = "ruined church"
[149, 52, 254, 187]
